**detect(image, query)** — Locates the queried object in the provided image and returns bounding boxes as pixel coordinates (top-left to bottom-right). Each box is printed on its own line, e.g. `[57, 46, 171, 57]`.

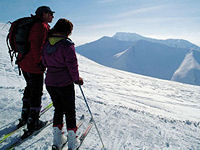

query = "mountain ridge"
[76, 32, 200, 85]
[113, 32, 200, 50]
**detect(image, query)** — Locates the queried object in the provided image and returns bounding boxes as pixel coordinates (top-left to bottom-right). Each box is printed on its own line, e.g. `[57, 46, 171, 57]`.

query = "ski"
[0, 103, 53, 144]
[5, 115, 85, 150]
[40, 103, 53, 115]
[75, 118, 94, 150]
[5, 118, 53, 150]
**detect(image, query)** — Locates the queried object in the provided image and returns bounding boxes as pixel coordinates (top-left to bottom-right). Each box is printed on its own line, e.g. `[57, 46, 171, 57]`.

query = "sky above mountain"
[0, 0, 200, 46]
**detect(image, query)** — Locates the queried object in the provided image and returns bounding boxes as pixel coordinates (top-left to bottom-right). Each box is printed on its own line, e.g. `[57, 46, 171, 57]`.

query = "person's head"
[51, 18, 73, 37]
[35, 6, 54, 23]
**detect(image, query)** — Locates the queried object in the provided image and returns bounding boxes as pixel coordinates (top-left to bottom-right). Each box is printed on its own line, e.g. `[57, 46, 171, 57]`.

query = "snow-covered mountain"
[1, 24, 200, 149]
[112, 40, 189, 80]
[171, 50, 200, 85]
[113, 32, 200, 50]
[76, 33, 200, 85]
[76, 36, 133, 66]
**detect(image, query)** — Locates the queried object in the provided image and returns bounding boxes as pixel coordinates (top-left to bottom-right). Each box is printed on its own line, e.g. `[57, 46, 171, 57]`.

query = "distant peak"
[100, 36, 112, 39]
[112, 32, 145, 42]
[98, 36, 117, 42]
[113, 32, 142, 38]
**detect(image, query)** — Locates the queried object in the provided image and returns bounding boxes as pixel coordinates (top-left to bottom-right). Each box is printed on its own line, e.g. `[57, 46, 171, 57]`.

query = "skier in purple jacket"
[42, 18, 83, 150]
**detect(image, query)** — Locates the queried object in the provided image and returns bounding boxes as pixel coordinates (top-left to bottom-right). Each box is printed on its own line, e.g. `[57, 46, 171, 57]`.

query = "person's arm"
[64, 44, 83, 85]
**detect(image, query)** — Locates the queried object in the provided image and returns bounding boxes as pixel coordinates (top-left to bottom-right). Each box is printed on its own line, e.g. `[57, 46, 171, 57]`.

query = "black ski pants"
[46, 84, 76, 130]
[22, 71, 43, 111]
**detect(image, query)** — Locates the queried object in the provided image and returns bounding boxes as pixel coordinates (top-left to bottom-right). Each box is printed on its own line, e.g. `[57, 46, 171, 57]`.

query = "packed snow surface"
[0, 25, 200, 150]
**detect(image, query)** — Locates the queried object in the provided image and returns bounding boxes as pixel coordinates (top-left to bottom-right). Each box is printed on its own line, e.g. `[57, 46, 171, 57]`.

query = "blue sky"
[0, 0, 200, 46]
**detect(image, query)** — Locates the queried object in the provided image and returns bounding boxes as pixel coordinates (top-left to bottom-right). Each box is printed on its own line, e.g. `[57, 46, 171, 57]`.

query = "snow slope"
[0, 24, 200, 150]
[172, 50, 200, 85]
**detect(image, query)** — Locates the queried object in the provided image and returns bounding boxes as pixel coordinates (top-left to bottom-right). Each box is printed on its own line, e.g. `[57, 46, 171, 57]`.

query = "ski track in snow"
[0, 25, 200, 149]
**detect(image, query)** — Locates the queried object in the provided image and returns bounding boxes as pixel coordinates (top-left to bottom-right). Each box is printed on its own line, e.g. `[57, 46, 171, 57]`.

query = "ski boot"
[21, 108, 47, 139]
[52, 126, 67, 150]
[67, 129, 77, 150]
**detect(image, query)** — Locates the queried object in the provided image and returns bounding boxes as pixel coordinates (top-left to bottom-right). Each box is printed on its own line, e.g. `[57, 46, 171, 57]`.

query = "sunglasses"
[48, 12, 54, 16]
[44, 11, 53, 16]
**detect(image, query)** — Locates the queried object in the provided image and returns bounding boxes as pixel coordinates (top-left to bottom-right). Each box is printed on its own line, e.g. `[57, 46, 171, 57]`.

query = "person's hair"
[50, 18, 73, 36]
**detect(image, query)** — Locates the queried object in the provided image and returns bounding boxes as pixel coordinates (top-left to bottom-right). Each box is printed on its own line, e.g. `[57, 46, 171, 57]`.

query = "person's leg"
[26, 73, 45, 131]
[17, 71, 31, 127]
[46, 86, 64, 127]
[58, 84, 77, 149]
[58, 84, 76, 130]
[29, 73, 43, 108]
[46, 86, 67, 149]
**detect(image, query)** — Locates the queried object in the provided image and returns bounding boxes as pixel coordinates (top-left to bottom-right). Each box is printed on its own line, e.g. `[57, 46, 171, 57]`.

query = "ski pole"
[79, 85, 105, 149]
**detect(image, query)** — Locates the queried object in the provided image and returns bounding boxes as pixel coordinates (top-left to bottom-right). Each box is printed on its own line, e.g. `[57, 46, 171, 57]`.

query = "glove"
[38, 61, 46, 72]
[74, 77, 84, 85]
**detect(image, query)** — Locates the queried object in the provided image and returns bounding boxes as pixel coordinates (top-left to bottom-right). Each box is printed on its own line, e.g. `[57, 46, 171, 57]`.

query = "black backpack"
[6, 16, 39, 64]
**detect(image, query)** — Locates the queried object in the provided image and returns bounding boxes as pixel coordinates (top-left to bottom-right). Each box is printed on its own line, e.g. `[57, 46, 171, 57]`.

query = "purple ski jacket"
[42, 36, 79, 87]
